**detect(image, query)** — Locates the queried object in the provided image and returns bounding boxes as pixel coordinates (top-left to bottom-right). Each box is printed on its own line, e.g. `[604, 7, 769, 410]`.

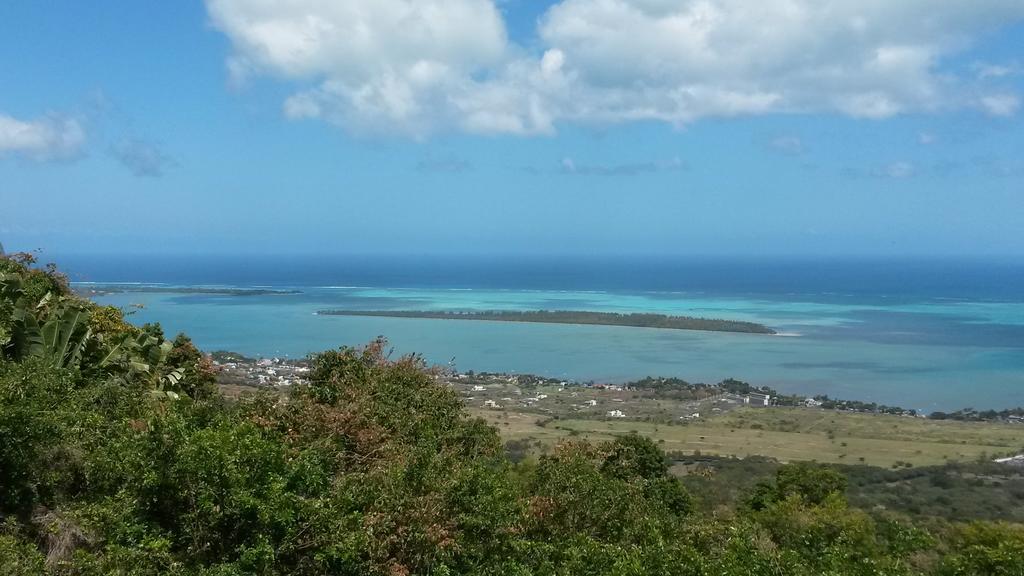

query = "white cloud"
[881, 161, 915, 179]
[206, 0, 1024, 136]
[980, 94, 1021, 117]
[540, 49, 565, 77]
[537, 0, 1024, 123]
[918, 132, 937, 145]
[0, 114, 85, 161]
[972, 61, 1021, 79]
[557, 155, 685, 176]
[208, 0, 507, 80]
[207, 0, 511, 136]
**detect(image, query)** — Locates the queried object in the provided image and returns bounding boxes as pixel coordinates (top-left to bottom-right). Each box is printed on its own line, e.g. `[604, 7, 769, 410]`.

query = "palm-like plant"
[95, 330, 172, 374]
[3, 272, 192, 399]
[38, 302, 92, 369]
[2, 274, 93, 369]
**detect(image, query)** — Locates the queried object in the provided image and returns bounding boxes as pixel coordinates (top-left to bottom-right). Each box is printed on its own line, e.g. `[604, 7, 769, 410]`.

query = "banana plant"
[3, 273, 93, 369]
[41, 303, 92, 369]
[2, 273, 181, 384]
[161, 367, 185, 389]
[0, 273, 20, 300]
[2, 274, 44, 360]
[8, 300, 92, 369]
[96, 331, 173, 374]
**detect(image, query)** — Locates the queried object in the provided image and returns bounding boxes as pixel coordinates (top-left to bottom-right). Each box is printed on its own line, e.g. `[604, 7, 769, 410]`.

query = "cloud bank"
[207, 0, 1024, 137]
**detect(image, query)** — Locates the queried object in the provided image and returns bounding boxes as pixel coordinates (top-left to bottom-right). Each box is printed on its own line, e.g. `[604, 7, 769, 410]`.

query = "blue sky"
[1, 0, 1022, 257]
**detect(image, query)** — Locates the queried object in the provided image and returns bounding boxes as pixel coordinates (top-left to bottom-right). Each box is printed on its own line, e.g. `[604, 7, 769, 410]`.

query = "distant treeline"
[316, 309, 777, 334]
[929, 407, 1024, 422]
[209, 350, 259, 364]
[462, 370, 567, 388]
[74, 285, 302, 296]
[627, 376, 775, 396]
[620, 376, 774, 401]
[625, 376, 918, 415]
[518, 373, 1020, 421]
[805, 395, 918, 416]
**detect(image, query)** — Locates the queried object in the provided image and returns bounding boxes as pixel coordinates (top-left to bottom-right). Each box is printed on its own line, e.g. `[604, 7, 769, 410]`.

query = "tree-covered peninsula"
[74, 285, 301, 297]
[316, 309, 777, 334]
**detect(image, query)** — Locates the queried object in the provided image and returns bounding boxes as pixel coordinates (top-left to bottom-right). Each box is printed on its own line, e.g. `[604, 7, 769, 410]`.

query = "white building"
[607, 410, 626, 418]
[744, 393, 771, 407]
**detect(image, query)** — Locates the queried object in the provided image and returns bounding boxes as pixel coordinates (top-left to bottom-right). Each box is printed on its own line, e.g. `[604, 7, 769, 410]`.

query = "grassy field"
[220, 370, 1024, 469]
[474, 406, 1024, 468]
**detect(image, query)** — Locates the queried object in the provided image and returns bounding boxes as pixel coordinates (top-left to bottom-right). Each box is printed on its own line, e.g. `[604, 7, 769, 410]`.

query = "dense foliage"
[2, 255, 1024, 574]
[678, 455, 1024, 524]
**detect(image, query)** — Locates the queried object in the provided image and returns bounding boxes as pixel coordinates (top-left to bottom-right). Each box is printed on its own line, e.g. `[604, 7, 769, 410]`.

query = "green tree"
[938, 522, 1024, 575]
[747, 462, 847, 510]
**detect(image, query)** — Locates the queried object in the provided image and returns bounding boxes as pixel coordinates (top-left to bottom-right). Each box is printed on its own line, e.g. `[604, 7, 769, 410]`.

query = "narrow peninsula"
[74, 285, 302, 297]
[316, 309, 776, 335]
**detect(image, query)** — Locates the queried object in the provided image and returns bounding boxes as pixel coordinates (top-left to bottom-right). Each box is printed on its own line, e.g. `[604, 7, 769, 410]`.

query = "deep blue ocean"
[54, 254, 1024, 412]
[56, 254, 1024, 301]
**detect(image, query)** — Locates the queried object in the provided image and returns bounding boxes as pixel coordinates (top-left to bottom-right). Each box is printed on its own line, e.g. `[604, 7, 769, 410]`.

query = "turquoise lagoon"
[85, 283, 1024, 413]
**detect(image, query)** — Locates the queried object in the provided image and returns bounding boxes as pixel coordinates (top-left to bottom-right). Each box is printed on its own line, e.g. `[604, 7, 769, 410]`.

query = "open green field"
[475, 407, 1024, 468]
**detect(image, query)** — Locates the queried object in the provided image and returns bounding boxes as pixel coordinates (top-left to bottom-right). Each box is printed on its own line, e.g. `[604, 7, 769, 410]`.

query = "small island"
[316, 309, 776, 334]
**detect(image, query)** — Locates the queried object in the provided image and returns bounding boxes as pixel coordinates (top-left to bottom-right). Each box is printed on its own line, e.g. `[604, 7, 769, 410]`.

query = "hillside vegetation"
[2, 254, 1024, 575]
